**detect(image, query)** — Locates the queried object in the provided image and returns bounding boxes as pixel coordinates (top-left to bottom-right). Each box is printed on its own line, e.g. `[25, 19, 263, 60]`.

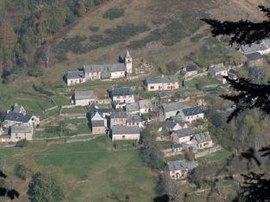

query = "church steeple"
[125, 49, 132, 75]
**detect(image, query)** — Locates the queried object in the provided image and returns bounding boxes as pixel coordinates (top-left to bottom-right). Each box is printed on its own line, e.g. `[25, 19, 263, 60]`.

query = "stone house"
[111, 126, 141, 141]
[125, 102, 140, 115]
[139, 99, 153, 114]
[167, 160, 198, 180]
[3, 111, 40, 129]
[89, 107, 111, 134]
[162, 102, 184, 119]
[245, 52, 264, 67]
[179, 106, 204, 124]
[181, 65, 198, 77]
[240, 39, 270, 55]
[65, 70, 86, 86]
[170, 128, 193, 143]
[110, 87, 135, 105]
[72, 90, 97, 106]
[191, 131, 213, 150]
[171, 143, 182, 152]
[165, 119, 187, 132]
[110, 111, 127, 127]
[156, 91, 173, 103]
[126, 114, 143, 128]
[145, 75, 179, 92]
[208, 63, 228, 78]
[10, 125, 33, 142]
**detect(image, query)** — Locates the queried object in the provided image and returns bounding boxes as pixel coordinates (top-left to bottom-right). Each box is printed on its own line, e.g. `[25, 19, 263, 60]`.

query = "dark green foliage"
[103, 8, 125, 19]
[139, 128, 164, 169]
[32, 83, 54, 96]
[27, 67, 44, 77]
[16, 139, 29, 148]
[14, 164, 31, 180]
[28, 172, 64, 202]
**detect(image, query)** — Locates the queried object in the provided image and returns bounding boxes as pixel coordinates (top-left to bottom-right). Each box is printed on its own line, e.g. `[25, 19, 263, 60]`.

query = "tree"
[28, 172, 64, 202]
[202, 5, 270, 201]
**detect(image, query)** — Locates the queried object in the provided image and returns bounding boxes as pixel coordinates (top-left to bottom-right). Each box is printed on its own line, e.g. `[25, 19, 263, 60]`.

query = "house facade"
[111, 87, 135, 104]
[126, 114, 143, 128]
[139, 99, 153, 114]
[170, 128, 193, 143]
[110, 111, 127, 127]
[179, 107, 204, 123]
[145, 75, 179, 92]
[181, 65, 198, 77]
[89, 107, 111, 134]
[167, 160, 198, 180]
[10, 125, 33, 142]
[192, 131, 213, 150]
[111, 126, 141, 141]
[65, 71, 86, 86]
[72, 90, 97, 106]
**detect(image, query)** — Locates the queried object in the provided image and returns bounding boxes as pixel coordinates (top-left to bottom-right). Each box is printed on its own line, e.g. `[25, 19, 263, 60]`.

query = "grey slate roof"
[193, 131, 212, 144]
[240, 43, 268, 55]
[127, 114, 142, 122]
[5, 111, 32, 123]
[157, 91, 173, 98]
[162, 102, 184, 113]
[66, 70, 84, 79]
[172, 128, 193, 138]
[91, 120, 105, 127]
[75, 90, 96, 100]
[111, 87, 135, 97]
[146, 75, 178, 84]
[111, 126, 141, 134]
[172, 143, 182, 149]
[10, 125, 33, 133]
[89, 107, 111, 119]
[245, 52, 263, 61]
[167, 160, 198, 171]
[165, 120, 177, 129]
[12, 105, 25, 113]
[126, 103, 139, 113]
[139, 99, 152, 109]
[111, 111, 127, 119]
[183, 65, 198, 72]
[182, 106, 204, 116]
[83, 63, 125, 74]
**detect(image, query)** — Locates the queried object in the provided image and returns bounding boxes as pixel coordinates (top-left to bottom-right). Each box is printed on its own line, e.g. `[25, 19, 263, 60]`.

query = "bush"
[14, 164, 31, 180]
[89, 25, 99, 32]
[27, 67, 44, 77]
[16, 139, 29, 148]
[103, 8, 125, 19]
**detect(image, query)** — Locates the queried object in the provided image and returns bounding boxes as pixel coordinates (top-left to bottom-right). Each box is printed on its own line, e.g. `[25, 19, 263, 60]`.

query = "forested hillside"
[0, 0, 108, 82]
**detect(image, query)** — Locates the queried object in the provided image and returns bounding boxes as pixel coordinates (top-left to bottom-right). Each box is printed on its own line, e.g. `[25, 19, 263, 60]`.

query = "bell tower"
[125, 50, 132, 74]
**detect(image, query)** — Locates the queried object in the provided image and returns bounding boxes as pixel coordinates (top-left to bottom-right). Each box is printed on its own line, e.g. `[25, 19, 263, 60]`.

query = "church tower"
[125, 49, 132, 75]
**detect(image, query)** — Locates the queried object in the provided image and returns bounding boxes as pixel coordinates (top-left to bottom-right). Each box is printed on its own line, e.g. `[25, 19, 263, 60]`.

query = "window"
[122, 135, 125, 139]
[150, 86, 154, 89]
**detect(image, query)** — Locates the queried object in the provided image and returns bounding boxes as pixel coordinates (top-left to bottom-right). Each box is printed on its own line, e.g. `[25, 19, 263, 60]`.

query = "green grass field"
[0, 137, 156, 202]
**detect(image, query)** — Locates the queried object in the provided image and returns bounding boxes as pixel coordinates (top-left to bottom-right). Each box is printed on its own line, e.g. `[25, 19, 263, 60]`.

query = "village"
[0, 36, 269, 185]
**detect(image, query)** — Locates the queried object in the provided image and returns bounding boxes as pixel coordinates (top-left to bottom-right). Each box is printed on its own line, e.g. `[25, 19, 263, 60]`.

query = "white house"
[170, 128, 194, 143]
[167, 160, 198, 180]
[139, 99, 153, 114]
[179, 107, 204, 123]
[192, 131, 213, 150]
[111, 126, 141, 141]
[111, 87, 135, 105]
[72, 90, 97, 106]
[145, 75, 179, 92]
[10, 125, 33, 142]
[65, 70, 86, 86]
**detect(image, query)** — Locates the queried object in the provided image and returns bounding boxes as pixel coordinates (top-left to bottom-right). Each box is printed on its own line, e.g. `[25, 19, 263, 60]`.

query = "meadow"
[0, 136, 156, 202]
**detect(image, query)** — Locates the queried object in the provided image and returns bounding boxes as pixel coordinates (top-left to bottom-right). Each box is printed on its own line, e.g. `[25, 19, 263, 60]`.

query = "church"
[65, 50, 132, 86]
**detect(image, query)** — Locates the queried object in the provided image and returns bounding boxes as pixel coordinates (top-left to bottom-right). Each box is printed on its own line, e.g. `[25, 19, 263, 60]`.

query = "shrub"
[89, 25, 99, 32]
[27, 67, 44, 77]
[14, 164, 31, 180]
[103, 8, 125, 19]
[16, 139, 29, 148]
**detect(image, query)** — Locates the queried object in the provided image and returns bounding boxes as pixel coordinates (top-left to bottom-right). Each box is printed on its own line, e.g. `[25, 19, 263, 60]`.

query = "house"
[167, 160, 198, 180]
[65, 70, 86, 86]
[170, 128, 193, 143]
[156, 91, 173, 103]
[139, 99, 153, 114]
[10, 125, 33, 142]
[245, 52, 264, 67]
[89, 107, 111, 134]
[125, 102, 140, 114]
[145, 75, 179, 91]
[3, 111, 35, 128]
[208, 63, 228, 78]
[110, 111, 127, 127]
[111, 126, 141, 141]
[65, 50, 133, 85]
[179, 106, 204, 123]
[72, 90, 97, 106]
[126, 114, 143, 128]
[162, 102, 184, 119]
[192, 131, 213, 150]
[110, 87, 135, 105]
[181, 65, 198, 77]
[239, 39, 270, 55]
[165, 119, 187, 132]
[171, 143, 182, 152]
